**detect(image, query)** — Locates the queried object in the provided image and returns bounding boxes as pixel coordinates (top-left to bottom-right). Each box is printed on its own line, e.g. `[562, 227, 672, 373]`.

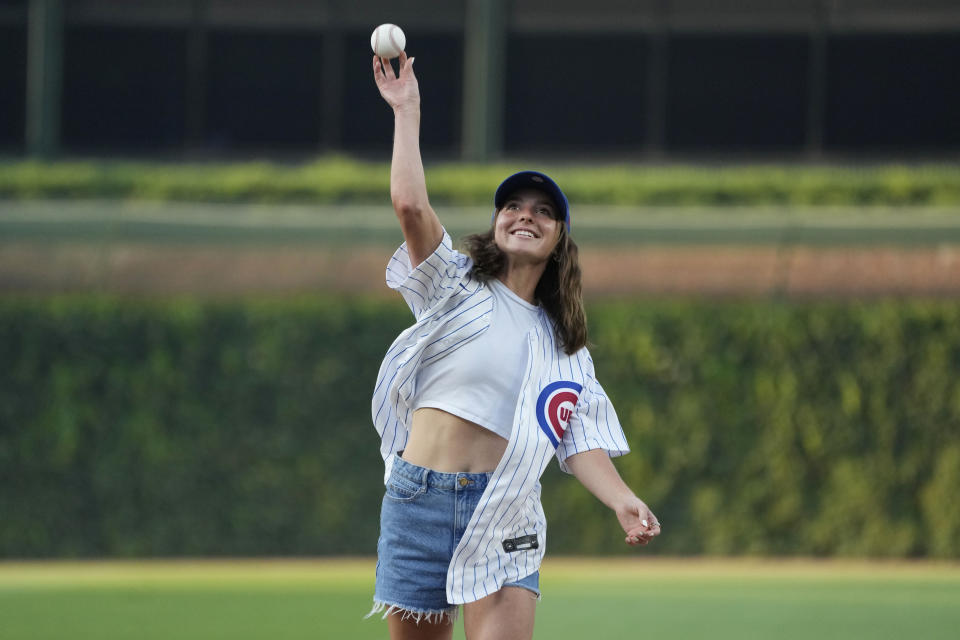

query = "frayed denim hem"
[364, 599, 460, 625]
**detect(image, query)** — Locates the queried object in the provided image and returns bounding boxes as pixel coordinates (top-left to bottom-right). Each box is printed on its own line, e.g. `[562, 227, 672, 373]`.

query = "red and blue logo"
[535, 380, 582, 448]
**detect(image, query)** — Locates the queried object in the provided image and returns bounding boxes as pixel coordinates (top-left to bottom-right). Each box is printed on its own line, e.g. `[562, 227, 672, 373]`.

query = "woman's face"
[493, 188, 563, 266]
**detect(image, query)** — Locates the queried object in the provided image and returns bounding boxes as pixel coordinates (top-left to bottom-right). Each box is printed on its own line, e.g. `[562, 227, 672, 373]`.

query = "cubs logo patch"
[535, 380, 582, 448]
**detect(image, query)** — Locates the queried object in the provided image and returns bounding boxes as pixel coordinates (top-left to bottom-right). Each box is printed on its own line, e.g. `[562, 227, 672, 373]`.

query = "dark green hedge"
[2, 297, 958, 558]
[1, 158, 959, 206]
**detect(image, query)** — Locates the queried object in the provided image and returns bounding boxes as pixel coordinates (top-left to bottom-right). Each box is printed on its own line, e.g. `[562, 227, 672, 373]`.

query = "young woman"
[368, 51, 661, 640]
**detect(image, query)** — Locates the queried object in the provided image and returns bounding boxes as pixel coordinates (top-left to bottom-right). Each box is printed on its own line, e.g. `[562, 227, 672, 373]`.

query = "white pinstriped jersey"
[372, 229, 630, 605]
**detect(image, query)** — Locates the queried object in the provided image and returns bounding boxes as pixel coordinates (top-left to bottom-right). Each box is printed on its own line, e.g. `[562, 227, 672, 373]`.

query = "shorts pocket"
[385, 475, 426, 502]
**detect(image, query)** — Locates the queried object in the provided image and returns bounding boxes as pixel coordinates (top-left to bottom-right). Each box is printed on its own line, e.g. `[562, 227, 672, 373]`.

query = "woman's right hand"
[373, 51, 419, 112]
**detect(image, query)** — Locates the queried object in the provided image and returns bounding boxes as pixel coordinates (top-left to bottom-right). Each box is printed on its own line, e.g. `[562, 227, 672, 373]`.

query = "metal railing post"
[26, 0, 63, 158]
[462, 0, 506, 162]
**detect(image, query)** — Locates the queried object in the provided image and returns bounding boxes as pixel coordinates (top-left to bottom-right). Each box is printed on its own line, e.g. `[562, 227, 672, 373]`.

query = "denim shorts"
[368, 454, 540, 623]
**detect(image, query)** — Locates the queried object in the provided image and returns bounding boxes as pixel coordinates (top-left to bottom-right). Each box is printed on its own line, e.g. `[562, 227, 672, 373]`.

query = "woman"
[368, 51, 661, 640]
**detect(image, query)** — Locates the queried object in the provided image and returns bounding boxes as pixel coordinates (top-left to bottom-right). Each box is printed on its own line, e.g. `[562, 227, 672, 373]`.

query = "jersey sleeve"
[385, 229, 471, 320]
[555, 355, 630, 473]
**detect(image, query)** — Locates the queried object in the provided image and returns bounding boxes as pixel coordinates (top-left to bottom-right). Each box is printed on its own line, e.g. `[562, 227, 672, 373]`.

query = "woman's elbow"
[392, 198, 424, 223]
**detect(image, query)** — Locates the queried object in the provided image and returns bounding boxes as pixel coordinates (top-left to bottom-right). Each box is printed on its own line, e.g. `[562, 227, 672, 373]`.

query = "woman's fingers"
[374, 56, 395, 81]
[625, 517, 661, 545]
[399, 52, 416, 80]
[626, 523, 660, 537]
[626, 534, 649, 546]
[374, 52, 414, 88]
[372, 55, 388, 85]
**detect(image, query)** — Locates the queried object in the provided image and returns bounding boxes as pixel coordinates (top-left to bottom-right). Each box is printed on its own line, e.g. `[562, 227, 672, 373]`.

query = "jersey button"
[458, 477, 472, 487]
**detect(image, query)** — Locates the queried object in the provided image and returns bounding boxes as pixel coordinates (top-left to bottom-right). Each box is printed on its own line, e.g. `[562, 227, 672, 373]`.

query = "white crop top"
[413, 278, 541, 440]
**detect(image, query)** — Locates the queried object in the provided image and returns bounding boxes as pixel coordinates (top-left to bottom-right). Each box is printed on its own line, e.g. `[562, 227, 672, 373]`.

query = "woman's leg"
[461, 585, 537, 640]
[387, 612, 456, 640]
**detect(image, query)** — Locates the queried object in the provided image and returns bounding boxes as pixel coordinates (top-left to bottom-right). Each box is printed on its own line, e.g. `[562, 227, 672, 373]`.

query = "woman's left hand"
[616, 496, 662, 547]
[564, 449, 663, 548]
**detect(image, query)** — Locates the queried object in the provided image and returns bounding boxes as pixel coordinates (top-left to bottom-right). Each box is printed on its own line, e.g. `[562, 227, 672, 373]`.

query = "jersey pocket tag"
[502, 534, 538, 553]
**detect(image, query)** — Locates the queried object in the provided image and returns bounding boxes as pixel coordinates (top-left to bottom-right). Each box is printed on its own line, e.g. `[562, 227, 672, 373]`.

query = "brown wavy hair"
[461, 219, 587, 355]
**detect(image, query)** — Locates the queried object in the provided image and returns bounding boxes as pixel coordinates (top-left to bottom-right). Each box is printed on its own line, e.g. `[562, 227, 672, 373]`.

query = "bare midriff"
[401, 407, 508, 473]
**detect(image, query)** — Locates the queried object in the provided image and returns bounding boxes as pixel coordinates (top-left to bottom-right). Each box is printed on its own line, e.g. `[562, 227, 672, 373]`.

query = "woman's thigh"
[387, 614, 455, 640]
[461, 585, 537, 640]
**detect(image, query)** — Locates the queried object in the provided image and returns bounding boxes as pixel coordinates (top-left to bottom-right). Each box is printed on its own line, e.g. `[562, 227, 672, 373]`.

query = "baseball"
[371, 24, 406, 59]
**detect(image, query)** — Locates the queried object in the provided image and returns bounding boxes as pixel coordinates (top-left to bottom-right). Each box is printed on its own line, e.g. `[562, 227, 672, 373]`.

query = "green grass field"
[1, 558, 957, 639]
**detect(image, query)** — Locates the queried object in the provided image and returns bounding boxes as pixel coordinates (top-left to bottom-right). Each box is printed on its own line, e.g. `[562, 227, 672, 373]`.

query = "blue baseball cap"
[493, 171, 570, 232]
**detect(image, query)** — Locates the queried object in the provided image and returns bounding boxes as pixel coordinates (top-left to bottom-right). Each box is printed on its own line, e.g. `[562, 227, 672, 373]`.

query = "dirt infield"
[3, 242, 960, 297]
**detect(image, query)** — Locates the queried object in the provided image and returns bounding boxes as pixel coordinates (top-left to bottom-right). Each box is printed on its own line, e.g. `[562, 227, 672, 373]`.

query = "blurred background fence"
[1, 0, 959, 561]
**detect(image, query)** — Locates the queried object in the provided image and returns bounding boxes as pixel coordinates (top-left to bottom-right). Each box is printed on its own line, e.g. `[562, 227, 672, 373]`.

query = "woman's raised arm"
[373, 51, 443, 268]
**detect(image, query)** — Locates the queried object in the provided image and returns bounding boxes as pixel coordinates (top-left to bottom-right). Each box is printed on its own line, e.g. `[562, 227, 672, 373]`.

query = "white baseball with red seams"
[370, 24, 406, 59]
